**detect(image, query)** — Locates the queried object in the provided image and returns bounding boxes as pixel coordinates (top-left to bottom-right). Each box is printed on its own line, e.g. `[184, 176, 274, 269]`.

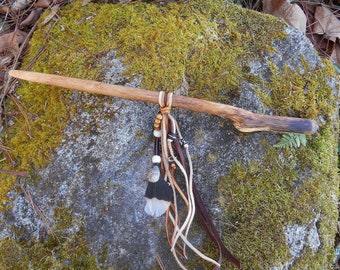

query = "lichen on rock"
[0, 0, 338, 269]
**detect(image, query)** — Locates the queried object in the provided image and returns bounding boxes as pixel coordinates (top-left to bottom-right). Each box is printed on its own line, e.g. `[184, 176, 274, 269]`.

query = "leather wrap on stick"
[8, 70, 318, 135]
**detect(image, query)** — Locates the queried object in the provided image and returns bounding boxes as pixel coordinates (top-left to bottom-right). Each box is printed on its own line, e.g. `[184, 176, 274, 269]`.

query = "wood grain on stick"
[8, 70, 318, 134]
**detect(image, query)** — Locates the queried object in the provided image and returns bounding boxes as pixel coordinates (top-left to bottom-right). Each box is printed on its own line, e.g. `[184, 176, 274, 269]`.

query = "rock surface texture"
[0, 1, 338, 269]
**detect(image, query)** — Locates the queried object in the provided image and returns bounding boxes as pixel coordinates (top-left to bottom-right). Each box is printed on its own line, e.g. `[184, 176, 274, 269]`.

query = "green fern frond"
[273, 133, 307, 148]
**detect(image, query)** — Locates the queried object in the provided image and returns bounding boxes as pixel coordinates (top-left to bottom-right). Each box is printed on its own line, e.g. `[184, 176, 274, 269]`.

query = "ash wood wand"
[9, 70, 318, 135]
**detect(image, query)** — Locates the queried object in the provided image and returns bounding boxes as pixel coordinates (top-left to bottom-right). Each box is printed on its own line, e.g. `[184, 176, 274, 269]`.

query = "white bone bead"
[153, 129, 162, 138]
[152, 155, 161, 163]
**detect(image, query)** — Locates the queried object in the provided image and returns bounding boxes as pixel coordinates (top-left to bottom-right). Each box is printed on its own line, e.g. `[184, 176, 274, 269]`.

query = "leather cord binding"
[144, 91, 240, 269]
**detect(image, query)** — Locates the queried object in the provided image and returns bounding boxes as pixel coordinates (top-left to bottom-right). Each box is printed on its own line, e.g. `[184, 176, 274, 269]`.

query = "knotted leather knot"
[158, 91, 173, 114]
[160, 106, 171, 114]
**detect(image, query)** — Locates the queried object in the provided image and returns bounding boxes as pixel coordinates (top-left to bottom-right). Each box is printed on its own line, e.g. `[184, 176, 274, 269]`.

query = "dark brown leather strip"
[192, 182, 241, 269]
[172, 139, 241, 269]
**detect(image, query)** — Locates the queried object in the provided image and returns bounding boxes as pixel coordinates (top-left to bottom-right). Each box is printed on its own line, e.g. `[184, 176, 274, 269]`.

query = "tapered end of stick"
[9, 70, 22, 79]
[282, 118, 319, 135]
[233, 114, 319, 135]
[310, 120, 319, 135]
[9, 70, 50, 84]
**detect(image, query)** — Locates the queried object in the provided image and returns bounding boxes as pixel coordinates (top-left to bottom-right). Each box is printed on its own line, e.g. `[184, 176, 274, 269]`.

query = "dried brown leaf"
[263, 0, 307, 33]
[311, 32, 334, 55]
[0, 6, 10, 13]
[0, 30, 28, 54]
[11, 0, 33, 11]
[34, 0, 52, 8]
[20, 9, 42, 27]
[313, 5, 340, 42]
[0, 55, 13, 66]
[41, 5, 59, 25]
[330, 39, 340, 64]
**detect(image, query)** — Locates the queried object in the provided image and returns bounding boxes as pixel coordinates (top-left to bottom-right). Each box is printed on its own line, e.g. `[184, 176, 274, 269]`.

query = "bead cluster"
[154, 113, 162, 130]
[150, 113, 163, 183]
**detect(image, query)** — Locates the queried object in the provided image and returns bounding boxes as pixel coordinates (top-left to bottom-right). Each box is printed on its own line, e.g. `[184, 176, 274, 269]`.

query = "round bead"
[152, 155, 161, 163]
[153, 129, 162, 137]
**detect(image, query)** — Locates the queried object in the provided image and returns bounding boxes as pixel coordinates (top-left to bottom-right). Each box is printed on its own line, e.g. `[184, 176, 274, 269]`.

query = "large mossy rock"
[0, 1, 338, 269]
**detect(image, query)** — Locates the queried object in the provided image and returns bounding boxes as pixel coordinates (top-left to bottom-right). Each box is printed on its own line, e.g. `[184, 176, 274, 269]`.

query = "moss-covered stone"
[218, 133, 338, 269]
[0, 0, 338, 269]
[0, 238, 29, 269]
[1, 0, 287, 209]
[217, 53, 338, 269]
[0, 208, 98, 270]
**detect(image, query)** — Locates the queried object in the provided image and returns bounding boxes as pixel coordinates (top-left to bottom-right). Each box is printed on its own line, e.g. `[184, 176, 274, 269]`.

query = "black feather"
[145, 178, 173, 202]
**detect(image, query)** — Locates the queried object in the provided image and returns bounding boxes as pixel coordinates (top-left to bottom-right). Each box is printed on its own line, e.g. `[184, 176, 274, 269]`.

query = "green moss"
[218, 78, 338, 269]
[0, 238, 29, 269]
[259, 59, 336, 120]
[0, 207, 98, 269]
[206, 152, 218, 164]
[114, 0, 286, 99]
[54, 206, 76, 231]
[229, 62, 339, 269]
[0, 174, 17, 211]
[1, 0, 286, 208]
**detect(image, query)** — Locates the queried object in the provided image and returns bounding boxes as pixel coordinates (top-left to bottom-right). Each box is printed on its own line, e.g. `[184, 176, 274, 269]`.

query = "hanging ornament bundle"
[144, 92, 241, 269]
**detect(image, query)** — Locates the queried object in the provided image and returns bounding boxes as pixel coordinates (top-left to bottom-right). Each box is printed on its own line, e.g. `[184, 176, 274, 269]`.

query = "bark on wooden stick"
[9, 70, 318, 134]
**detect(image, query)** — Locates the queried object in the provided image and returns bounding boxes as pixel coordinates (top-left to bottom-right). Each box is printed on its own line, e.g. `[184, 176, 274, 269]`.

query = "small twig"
[9, 94, 32, 138]
[155, 254, 166, 270]
[0, 169, 27, 176]
[22, 44, 48, 71]
[1, 21, 37, 99]
[20, 185, 60, 243]
[0, 139, 15, 166]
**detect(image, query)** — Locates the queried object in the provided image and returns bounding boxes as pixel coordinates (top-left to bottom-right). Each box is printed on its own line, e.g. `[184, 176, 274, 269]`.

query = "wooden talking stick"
[8, 70, 318, 134]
